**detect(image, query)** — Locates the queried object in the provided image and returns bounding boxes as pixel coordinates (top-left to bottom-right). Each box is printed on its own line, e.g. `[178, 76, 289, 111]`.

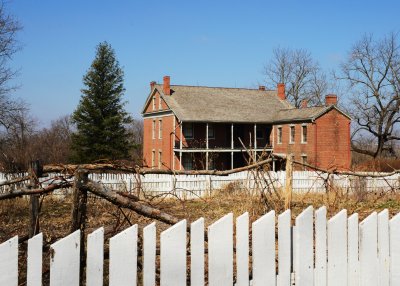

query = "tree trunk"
[29, 160, 43, 238]
[70, 170, 88, 284]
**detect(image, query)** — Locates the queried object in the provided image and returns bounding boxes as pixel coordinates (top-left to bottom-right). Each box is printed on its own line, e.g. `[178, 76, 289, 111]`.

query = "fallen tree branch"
[43, 158, 275, 176]
[85, 179, 180, 225]
[0, 182, 72, 200]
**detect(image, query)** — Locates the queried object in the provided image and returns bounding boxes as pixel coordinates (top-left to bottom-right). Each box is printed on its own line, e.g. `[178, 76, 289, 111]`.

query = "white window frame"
[289, 125, 295, 144]
[152, 120, 156, 139]
[152, 97, 156, 111]
[158, 119, 162, 139]
[159, 96, 162, 110]
[301, 124, 307, 144]
[277, 126, 282, 144]
[183, 122, 194, 139]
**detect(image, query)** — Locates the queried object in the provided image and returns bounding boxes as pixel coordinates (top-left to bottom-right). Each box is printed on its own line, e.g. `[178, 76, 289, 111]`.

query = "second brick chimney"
[277, 83, 285, 100]
[301, 100, 308, 108]
[325, 94, 337, 105]
[163, 76, 170, 95]
[259, 85, 266, 91]
[150, 81, 156, 91]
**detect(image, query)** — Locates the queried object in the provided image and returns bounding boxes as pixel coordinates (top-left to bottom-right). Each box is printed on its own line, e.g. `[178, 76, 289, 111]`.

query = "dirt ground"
[1, 186, 400, 285]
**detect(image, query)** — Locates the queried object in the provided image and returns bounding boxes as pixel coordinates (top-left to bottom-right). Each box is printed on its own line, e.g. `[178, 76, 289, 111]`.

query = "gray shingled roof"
[274, 106, 332, 123]
[143, 84, 349, 123]
[156, 85, 293, 123]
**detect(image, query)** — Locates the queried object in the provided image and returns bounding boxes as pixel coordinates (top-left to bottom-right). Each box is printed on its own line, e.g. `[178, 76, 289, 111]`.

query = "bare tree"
[264, 47, 327, 107]
[0, 1, 23, 129]
[339, 33, 400, 158]
[0, 108, 36, 172]
[128, 118, 144, 163]
[32, 116, 73, 164]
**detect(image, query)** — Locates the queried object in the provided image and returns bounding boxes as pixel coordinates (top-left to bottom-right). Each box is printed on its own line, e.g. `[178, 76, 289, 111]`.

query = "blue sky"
[7, 0, 400, 126]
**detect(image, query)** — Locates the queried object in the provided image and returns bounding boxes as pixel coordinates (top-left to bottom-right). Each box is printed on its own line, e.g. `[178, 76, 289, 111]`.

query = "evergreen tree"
[71, 42, 131, 163]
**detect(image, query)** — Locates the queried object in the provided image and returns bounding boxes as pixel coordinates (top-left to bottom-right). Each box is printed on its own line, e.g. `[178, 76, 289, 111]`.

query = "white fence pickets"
[378, 209, 390, 286]
[5, 207, 400, 285]
[348, 213, 359, 286]
[294, 206, 314, 286]
[49, 230, 80, 286]
[277, 209, 291, 286]
[315, 206, 327, 286]
[87, 227, 104, 286]
[252, 210, 276, 286]
[0, 236, 18, 286]
[327, 209, 347, 286]
[27, 233, 43, 286]
[143, 222, 156, 286]
[160, 220, 187, 286]
[390, 213, 400, 285]
[236, 212, 249, 286]
[3, 170, 398, 197]
[208, 213, 233, 286]
[359, 212, 378, 286]
[191, 218, 205, 286]
[109, 225, 137, 286]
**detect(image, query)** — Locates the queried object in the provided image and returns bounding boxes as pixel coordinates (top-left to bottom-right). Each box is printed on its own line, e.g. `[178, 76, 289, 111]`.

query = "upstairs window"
[302, 125, 307, 143]
[159, 97, 162, 110]
[159, 119, 162, 139]
[152, 120, 156, 139]
[152, 97, 156, 111]
[277, 126, 282, 144]
[290, 125, 295, 144]
[208, 124, 215, 139]
[183, 123, 194, 139]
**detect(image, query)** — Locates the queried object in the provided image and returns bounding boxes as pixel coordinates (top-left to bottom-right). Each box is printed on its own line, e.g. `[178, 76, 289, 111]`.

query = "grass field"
[1, 186, 400, 284]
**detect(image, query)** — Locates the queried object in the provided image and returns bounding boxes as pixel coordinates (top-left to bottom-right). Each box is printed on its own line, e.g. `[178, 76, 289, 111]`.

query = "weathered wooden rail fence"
[1, 206, 400, 285]
[1, 171, 400, 196]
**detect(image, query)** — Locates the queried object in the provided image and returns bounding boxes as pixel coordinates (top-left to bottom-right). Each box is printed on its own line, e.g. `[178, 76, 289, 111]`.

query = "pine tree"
[71, 42, 131, 163]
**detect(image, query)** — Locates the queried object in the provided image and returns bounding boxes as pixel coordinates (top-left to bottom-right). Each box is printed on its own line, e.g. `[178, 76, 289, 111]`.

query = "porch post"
[231, 123, 234, 169]
[206, 123, 209, 170]
[172, 118, 176, 171]
[180, 122, 183, 170]
[254, 123, 257, 163]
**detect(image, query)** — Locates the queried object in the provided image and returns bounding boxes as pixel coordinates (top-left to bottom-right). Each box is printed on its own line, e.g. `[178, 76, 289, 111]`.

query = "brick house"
[142, 76, 351, 171]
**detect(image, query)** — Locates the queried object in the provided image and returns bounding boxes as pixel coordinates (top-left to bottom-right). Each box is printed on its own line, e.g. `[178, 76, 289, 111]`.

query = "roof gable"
[141, 83, 351, 123]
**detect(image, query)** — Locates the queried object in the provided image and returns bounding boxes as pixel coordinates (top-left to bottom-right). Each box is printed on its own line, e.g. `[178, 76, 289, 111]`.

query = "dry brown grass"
[1, 186, 400, 285]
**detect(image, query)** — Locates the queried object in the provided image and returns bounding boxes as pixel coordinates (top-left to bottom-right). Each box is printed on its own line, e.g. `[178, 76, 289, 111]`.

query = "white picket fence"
[89, 171, 400, 197]
[1, 171, 400, 198]
[1, 206, 400, 285]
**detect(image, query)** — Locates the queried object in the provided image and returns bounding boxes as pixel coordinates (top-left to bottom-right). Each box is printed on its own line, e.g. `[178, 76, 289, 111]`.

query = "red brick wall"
[143, 115, 176, 170]
[315, 109, 351, 170]
[273, 122, 316, 169]
[272, 109, 351, 170]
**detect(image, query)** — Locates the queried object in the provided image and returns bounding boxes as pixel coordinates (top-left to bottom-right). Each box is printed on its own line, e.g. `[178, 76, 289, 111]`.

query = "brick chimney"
[301, 100, 308, 108]
[163, 76, 170, 95]
[259, 85, 266, 91]
[150, 81, 156, 90]
[325, 94, 337, 105]
[277, 83, 285, 100]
